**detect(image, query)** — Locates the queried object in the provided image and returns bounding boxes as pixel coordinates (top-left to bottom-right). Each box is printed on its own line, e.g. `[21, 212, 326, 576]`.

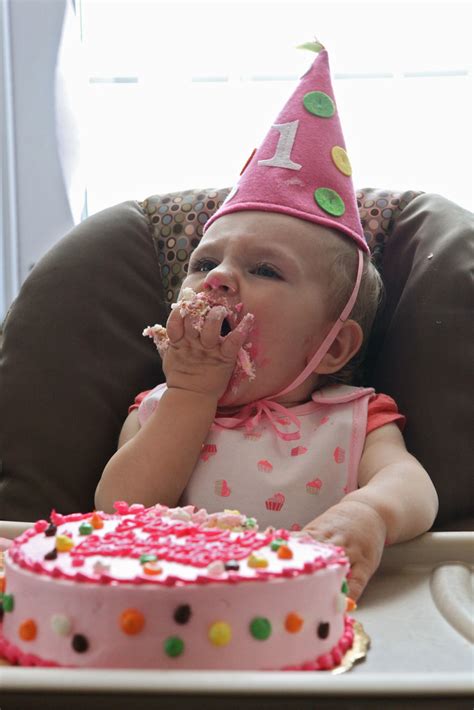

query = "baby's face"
[180, 211, 335, 406]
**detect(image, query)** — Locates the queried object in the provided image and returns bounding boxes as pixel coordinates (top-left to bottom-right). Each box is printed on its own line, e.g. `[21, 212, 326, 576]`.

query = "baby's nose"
[203, 270, 237, 294]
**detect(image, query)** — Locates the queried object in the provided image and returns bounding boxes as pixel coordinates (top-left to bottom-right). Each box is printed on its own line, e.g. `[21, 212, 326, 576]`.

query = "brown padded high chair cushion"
[367, 193, 474, 527]
[0, 188, 472, 527]
[0, 202, 167, 521]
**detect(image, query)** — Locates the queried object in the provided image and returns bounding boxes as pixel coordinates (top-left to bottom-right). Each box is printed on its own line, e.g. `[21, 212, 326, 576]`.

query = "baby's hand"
[302, 499, 387, 600]
[164, 304, 253, 400]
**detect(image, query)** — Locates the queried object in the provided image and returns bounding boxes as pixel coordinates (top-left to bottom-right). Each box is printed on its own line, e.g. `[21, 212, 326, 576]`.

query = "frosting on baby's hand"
[143, 288, 256, 384]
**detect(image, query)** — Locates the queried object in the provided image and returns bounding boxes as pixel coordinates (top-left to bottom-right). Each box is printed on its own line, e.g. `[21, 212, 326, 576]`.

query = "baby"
[95, 43, 438, 599]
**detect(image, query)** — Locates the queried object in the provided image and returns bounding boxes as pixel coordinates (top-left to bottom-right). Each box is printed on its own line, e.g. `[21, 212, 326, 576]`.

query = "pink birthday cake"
[0, 503, 355, 670]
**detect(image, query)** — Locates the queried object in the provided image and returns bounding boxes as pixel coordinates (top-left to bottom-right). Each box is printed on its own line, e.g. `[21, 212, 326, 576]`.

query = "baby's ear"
[314, 320, 363, 374]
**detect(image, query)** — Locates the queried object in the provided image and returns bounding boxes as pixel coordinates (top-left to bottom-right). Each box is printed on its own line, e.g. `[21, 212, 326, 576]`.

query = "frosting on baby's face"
[182, 211, 338, 407]
[143, 287, 257, 390]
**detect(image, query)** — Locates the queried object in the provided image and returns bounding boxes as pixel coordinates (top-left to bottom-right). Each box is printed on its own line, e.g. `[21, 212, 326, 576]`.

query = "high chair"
[0, 186, 472, 529]
[0, 185, 472, 702]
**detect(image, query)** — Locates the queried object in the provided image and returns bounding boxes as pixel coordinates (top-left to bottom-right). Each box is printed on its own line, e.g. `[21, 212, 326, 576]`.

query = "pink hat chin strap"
[214, 250, 364, 442]
[271, 249, 364, 400]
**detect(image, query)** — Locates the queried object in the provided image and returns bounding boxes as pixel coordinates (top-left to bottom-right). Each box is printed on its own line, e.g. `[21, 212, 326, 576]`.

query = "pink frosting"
[142, 288, 256, 386]
[9, 505, 346, 586]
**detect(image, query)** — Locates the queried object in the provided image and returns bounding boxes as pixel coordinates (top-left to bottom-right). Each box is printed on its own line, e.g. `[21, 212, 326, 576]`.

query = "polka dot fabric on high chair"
[140, 188, 227, 306]
[357, 188, 422, 271]
[139, 186, 422, 306]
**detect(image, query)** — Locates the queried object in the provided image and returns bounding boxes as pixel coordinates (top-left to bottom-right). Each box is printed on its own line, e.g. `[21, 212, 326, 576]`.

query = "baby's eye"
[189, 258, 218, 273]
[252, 263, 282, 279]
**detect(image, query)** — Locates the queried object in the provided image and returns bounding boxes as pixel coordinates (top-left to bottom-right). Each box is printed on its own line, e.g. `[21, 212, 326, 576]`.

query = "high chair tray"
[0, 524, 472, 710]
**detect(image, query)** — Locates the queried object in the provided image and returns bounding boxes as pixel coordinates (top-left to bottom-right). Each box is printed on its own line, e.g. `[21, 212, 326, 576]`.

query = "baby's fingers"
[166, 307, 185, 343]
[347, 560, 372, 601]
[200, 306, 228, 349]
[221, 314, 254, 359]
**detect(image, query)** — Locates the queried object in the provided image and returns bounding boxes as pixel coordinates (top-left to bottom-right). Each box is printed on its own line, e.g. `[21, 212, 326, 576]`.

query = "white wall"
[81, 1, 472, 216]
[1, 0, 84, 320]
[1, 0, 19, 320]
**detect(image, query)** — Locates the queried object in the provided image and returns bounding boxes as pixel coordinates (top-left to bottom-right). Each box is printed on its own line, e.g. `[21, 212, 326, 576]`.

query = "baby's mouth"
[203, 296, 244, 336]
[220, 318, 232, 337]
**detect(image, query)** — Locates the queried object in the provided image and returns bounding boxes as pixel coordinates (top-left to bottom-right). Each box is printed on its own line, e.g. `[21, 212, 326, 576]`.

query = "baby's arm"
[95, 387, 219, 513]
[303, 423, 439, 599]
[95, 304, 252, 513]
[117, 409, 140, 448]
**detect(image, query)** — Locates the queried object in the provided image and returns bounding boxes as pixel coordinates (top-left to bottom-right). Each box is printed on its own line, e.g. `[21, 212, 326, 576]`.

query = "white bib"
[138, 383, 374, 530]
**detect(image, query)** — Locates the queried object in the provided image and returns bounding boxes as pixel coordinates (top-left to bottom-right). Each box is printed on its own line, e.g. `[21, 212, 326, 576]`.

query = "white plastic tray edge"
[0, 668, 472, 696]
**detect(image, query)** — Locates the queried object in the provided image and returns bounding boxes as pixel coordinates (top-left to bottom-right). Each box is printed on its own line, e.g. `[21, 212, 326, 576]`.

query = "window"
[80, 0, 472, 215]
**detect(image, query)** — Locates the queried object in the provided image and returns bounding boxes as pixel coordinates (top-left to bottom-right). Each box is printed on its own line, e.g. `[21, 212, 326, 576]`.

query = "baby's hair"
[319, 231, 384, 386]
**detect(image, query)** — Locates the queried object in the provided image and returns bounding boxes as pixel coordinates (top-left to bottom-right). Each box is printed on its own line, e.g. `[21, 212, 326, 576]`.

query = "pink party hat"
[205, 41, 368, 253]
